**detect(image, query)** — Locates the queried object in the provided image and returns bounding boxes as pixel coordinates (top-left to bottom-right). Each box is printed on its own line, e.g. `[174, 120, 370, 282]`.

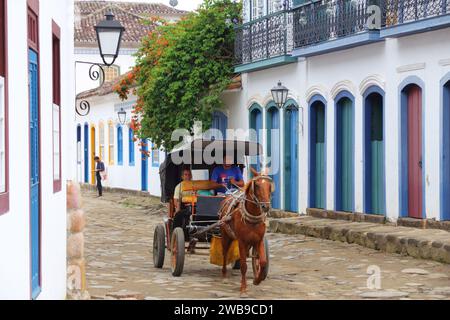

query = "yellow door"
[90, 126, 96, 185]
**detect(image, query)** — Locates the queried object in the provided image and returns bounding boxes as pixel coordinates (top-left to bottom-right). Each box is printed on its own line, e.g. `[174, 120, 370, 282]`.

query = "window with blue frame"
[152, 143, 160, 167]
[117, 125, 123, 166]
[129, 127, 135, 166]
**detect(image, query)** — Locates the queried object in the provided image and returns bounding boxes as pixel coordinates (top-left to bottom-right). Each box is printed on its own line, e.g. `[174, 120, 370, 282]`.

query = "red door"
[407, 86, 423, 219]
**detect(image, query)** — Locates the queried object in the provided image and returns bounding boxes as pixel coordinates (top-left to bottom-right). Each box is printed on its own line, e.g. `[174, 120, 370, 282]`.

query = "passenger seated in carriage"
[211, 155, 245, 195]
[173, 168, 195, 213]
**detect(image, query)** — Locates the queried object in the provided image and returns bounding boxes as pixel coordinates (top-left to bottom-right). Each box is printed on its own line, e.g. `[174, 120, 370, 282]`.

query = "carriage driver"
[211, 155, 245, 195]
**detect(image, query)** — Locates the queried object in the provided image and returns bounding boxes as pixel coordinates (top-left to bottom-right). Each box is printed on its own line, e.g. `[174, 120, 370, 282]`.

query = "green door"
[310, 101, 326, 209]
[315, 105, 326, 209]
[366, 93, 385, 214]
[336, 97, 354, 212]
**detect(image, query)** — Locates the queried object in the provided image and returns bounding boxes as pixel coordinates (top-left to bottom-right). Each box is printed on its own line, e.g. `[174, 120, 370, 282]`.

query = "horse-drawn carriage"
[152, 139, 272, 293]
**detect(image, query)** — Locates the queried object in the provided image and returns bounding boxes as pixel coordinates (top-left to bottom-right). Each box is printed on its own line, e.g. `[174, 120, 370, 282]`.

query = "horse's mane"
[243, 179, 254, 195]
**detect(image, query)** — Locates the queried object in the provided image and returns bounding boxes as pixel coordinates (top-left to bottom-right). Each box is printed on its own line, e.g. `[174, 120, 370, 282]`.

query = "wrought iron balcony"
[234, 0, 450, 67]
[293, 0, 376, 50]
[382, 0, 450, 27]
[234, 9, 295, 66]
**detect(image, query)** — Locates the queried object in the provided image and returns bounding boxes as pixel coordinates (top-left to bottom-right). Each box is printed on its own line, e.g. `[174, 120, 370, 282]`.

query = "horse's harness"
[219, 176, 274, 239]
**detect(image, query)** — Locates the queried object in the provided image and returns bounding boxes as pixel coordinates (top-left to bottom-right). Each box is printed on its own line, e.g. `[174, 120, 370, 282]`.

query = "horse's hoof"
[240, 292, 249, 298]
[253, 279, 261, 286]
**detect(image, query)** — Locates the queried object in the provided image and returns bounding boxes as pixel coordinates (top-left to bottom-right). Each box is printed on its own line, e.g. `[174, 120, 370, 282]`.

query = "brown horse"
[219, 168, 273, 294]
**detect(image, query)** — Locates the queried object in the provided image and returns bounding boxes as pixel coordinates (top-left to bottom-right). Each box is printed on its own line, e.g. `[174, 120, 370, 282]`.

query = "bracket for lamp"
[75, 61, 106, 117]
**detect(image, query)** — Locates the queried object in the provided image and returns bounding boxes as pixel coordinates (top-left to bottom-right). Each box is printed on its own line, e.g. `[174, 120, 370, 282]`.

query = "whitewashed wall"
[75, 93, 165, 197]
[225, 28, 450, 221]
[0, 0, 74, 300]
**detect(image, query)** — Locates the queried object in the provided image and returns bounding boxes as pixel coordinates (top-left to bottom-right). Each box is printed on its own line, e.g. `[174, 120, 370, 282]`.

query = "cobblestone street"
[83, 190, 450, 300]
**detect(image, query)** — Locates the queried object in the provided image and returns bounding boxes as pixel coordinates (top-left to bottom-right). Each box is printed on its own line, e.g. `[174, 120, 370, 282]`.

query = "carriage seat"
[180, 180, 222, 205]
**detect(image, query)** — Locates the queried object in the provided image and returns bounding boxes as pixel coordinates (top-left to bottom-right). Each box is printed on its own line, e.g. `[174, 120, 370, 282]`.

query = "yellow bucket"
[210, 236, 240, 266]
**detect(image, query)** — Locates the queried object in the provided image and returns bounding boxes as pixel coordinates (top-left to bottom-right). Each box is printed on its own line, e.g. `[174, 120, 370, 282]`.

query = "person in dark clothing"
[94, 156, 105, 197]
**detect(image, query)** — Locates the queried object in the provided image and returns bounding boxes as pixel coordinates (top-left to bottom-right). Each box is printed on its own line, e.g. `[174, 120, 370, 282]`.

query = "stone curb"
[306, 208, 450, 232]
[269, 217, 450, 264]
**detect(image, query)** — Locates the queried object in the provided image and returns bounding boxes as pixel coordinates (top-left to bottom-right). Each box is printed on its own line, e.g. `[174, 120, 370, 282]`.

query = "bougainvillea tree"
[114, 0, 241, 151]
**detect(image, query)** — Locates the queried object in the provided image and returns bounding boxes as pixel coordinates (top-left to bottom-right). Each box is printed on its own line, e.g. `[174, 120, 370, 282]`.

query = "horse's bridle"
[241, 175, 273, 224]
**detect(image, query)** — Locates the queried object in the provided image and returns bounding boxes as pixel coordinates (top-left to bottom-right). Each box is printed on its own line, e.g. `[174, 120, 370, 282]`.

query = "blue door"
[443, 81, 450, 221]
[267, 106, 281, 209]
[29, 49, 41, 299]
[211, 111, 228, 140]
[250, 106, 263, 172]
[284, 104, 299, 212]
[117, 126, 123, 165]
[141, 139, 148, 191]
[84, 124, 89, 183]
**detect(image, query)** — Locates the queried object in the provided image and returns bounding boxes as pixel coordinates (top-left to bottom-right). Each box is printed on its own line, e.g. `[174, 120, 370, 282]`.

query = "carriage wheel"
[171, 227, 185, 277]
[153, 224, 166, 268]
[252, 237, 270, 281]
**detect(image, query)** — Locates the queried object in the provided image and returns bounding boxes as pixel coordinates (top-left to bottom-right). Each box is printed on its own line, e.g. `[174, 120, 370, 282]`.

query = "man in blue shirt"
[211, 155, 245, 194]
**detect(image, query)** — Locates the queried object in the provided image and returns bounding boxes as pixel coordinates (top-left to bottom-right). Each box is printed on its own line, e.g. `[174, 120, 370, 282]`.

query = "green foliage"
[124, 0, 241, 151]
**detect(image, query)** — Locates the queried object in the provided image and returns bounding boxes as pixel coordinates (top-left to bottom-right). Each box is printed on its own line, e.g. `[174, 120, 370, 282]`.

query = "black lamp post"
[271, 81, 289, 109]
[76, 11, 125, 117]
[95, 12, 125, 67]
[118, 107, 127, 125]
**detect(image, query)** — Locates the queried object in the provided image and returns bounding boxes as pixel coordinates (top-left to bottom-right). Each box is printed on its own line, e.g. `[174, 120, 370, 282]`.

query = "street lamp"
[271, 81, 289, 109]
[118, 107, 127, 125]
[95, 12, 125, 67]
[76, 12, 125, 117]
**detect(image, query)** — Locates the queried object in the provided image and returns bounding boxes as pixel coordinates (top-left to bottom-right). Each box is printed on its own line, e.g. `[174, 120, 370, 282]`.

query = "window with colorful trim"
[117, 125, 123, 165]
[151, 142, 160, 167]
[52, 21, 62, 193]
[99, 121, 105, 161]
[0, 0, 9, 213]
[108, 121, 114, 165]
[129, 127, 135, 166]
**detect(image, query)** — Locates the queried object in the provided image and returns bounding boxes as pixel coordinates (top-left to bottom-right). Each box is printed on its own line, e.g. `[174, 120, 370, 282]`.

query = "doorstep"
[269, 216, 450, 264]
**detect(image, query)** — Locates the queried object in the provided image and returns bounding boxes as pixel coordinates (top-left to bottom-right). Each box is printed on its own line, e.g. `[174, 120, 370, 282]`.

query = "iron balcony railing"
[383, 0, 450, 27]
[234, 9, 295, 65]
[234, 0, 450, 65]
[293, 0, 377, 49]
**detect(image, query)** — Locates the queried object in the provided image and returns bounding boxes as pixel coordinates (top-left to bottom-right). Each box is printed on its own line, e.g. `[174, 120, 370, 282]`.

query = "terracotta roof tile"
[76, 73, 242, 100]
[75, 1, 188, 47]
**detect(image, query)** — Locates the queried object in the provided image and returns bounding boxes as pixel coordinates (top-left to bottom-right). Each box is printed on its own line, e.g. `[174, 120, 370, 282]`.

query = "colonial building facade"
[74, 1, 186, 195]
[0, 0, 75, 299]
[76, 86, 166, 196]
[226, 0, 450, 221]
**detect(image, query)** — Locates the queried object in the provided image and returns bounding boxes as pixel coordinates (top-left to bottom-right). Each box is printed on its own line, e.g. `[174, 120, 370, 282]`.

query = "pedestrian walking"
[94, 156, 106, 197]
